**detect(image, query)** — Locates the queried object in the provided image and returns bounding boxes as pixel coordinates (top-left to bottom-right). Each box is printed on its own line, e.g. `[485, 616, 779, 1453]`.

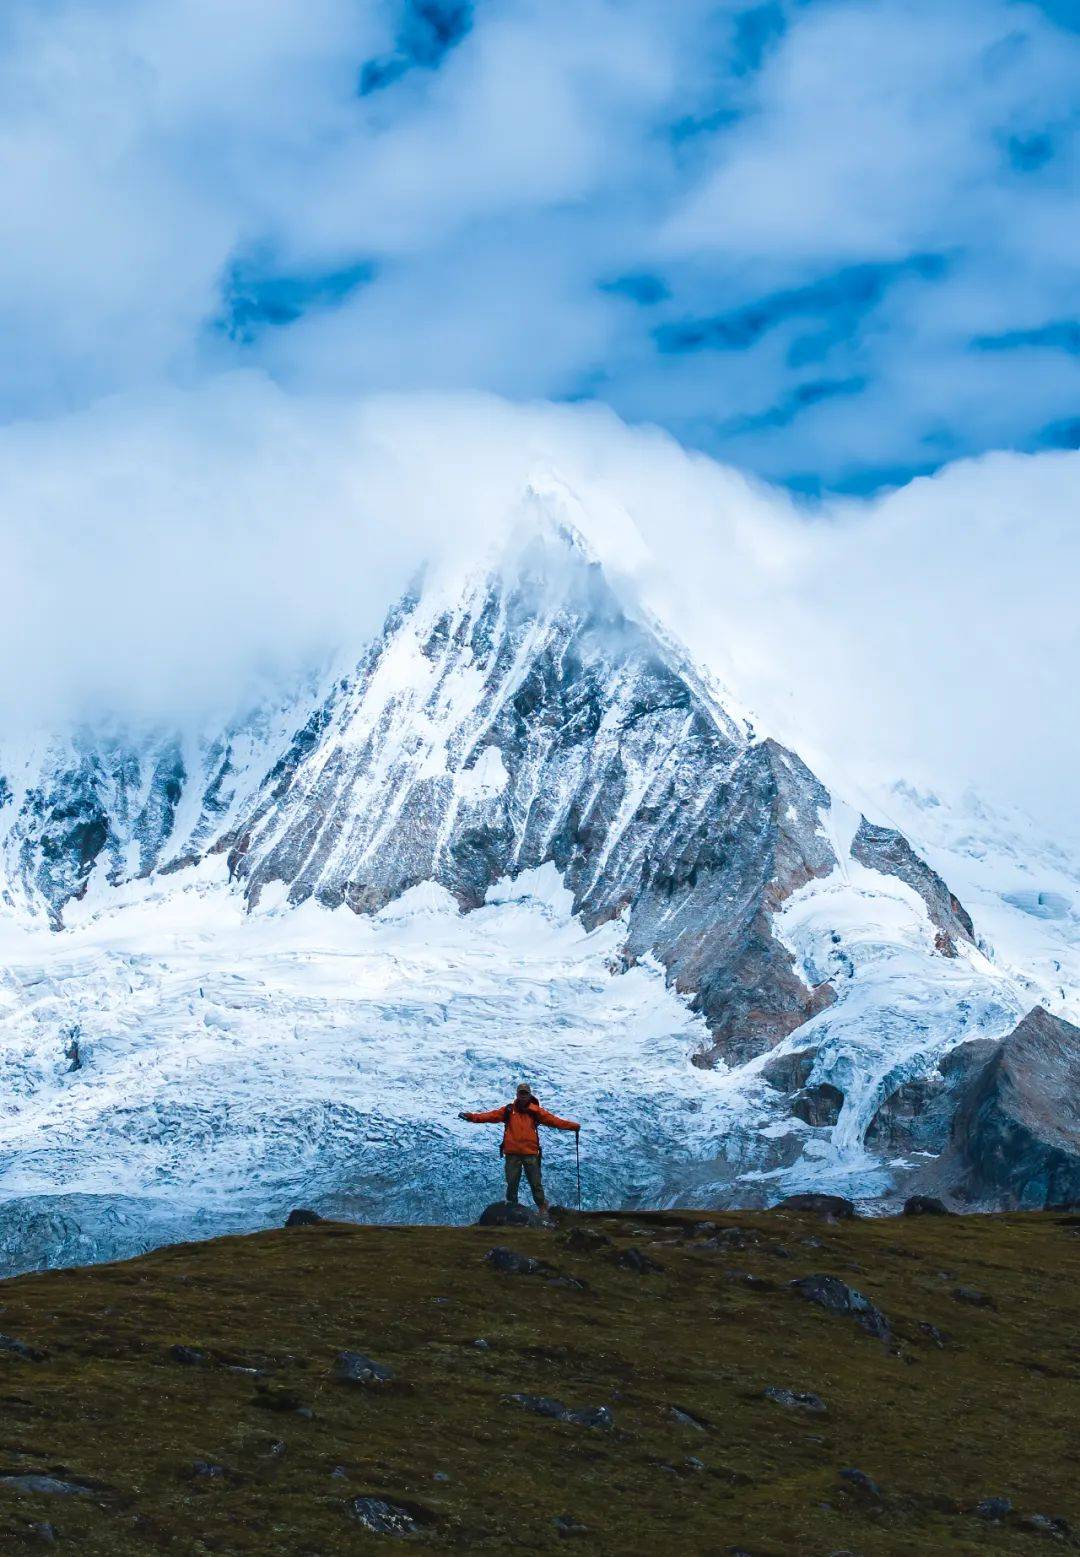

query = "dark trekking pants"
[504, 1152, 545, 1208]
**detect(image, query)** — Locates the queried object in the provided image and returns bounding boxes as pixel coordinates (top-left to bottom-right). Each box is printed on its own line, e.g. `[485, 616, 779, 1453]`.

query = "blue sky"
[0, 0, 1076, 493]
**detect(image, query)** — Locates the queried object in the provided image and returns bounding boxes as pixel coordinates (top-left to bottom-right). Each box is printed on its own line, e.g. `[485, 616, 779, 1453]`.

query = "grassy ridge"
[0, 1208, 1074, 1553]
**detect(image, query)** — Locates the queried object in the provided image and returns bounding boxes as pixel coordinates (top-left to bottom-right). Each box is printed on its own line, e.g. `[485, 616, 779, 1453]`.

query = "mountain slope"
[0, 501, 1071, 1269]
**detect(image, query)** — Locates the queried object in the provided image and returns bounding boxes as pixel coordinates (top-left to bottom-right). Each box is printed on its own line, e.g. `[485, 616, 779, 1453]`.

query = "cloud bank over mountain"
[0, 0, 1076, 489]
[0, 382, 1075, 844]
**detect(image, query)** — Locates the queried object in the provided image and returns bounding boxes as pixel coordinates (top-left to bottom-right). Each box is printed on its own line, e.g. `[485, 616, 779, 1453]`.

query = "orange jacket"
[463, 1098, 579, 1156]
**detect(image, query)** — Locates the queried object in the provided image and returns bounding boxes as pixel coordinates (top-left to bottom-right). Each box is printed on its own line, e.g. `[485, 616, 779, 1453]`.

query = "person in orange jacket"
[459, 1082, 579, 1213]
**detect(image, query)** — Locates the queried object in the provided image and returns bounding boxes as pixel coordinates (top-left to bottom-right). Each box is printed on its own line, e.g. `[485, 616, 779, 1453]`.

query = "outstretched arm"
[458, 1107, 506, 1123]
[535, 1107, 579, 1131]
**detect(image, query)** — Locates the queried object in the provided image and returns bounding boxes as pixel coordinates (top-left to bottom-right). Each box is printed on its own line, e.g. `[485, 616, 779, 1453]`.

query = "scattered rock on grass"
[0, 1476, 94, 1497]
[790, 1274, 890, 1339]
[284, 1208, 323, 1227]
[476, 1202, 545, 1229]
[777, 1194, 856, 1221]
[504, 1394, 613, 1430]
[168, 1344, 207, 1367]
[613, 1247, 664, 1275]
[0, 1334, 46, 1363]
[349, 1496, 429, 1536]
[334, 1351, 394, 1386]
[553, 1513, 588, 1538]
[1018, 1513, 1072, 1537]
[763, 1386, 826, 1413]
[839, 1467, 883, 1499]
[562, 1227, 611, 1253]
[953, 1286, 995, 1308]
[251, 1386, 313, 1418]
[974, 1496, 1013, 1521]
[485, 1247, 551, 1277]
[668, 1405, 710, 1431]
[903, 1195, 950, 1216]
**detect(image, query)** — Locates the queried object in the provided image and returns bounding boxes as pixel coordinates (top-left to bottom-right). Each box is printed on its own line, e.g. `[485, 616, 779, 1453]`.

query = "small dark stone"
[284, 1208, 323, 1227]
[763, 1386, 826, 1414]
[476, 1202, 545, 1228]
[1018, 1513, 1071, 1537]
[562, 1227, 611, 1253]
[485, 1247, 550, 1277]
[189, 1461, 226, 1479]
[953, 1286, 995, 1308]
[0, 1333, 46, 1363]
[546, 1275, 588, 1291]
[554, 1513, 588, 1538]
[903, 1195, 950, 1216]
[333, 1351, 394, 1386]
[668, 1404, 710, 1432]
[168, 1344, 207, 1367]
[349, 1496, 421, 1536]
[790, 1274, 890, 1339]
[777, 1193, 856, 1220]
[613, 1247, 664, 1275]
[252, 1387, 312, 1416]
[504, 1394, 613, 1430]
[974, 1496, 1013, 1521]
[0, 1476, 94, 1497]
[918, 1322, 948, 1348]
[839, 1467, 883, 1499]
[726, 1270, 775, 1291]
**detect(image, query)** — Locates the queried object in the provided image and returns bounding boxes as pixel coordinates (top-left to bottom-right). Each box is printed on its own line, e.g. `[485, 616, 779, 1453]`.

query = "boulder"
[284, 1208, 323, 1227]
[0, 1476, 94, 1497]
[333, 1351, 394, 1386]
[349, 1497, 432, 1536]
[476, 1201, 546, 1228]
[485, 1247, 550, 1277]
[839, 1467, 883, 1500]
[762, 1386, 826, 1413]
[949, 1007, 1080, 1208]
[865, 1039, 998, 1154]
[776, 1193, 856, 1221]
[562, 1227, 611, 1253]
[504, 1394, 613, 1430]
[790, 1274, 890, 1339]
[612, 1247, 664, 1275]
[903, 1195, 950, 1216]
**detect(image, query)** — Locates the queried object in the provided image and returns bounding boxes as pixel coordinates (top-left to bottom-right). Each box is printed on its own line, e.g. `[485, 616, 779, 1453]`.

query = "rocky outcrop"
[865, 1038, 999, 1154]
[851, 817, 974, 954]
[948, 1007, 1080, 1208]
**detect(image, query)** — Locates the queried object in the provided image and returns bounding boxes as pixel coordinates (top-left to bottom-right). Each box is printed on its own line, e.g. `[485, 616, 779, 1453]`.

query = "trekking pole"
[575, 1130, 582, 1212]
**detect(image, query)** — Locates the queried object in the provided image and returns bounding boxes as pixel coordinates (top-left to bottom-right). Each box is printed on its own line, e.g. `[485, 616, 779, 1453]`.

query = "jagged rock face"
[948, 1007, 1080, 1208]
[851, 818, 974, 955]
[865, 1038, 999, 1155]
[223, 528, 839, 1060]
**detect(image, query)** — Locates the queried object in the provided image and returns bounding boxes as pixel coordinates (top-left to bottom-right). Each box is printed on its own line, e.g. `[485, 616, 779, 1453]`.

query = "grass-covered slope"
[0, 1208, 1075, 1554]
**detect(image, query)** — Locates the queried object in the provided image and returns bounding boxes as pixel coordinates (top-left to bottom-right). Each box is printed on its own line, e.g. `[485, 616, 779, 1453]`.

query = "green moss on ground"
[0, 1208, 1074, 1554]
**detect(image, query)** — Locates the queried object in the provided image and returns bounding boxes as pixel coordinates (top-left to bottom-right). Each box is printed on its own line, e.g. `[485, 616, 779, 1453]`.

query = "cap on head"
[516, 1082, 532, 1098]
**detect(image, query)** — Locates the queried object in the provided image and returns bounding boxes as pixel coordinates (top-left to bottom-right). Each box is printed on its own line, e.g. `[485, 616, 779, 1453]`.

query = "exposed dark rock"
[790, 1275, 891, 1339]
[668, 1405, 710, 1432]
[948, 1007, 1080, 1209]
[284, 1208, 323, 1227]
[791, 1083, 844, 1128]
[0, 1476, 94, 1496]
[333, 1351, 394, 1386]
[349, 1496, 432, 1536]
[168, 1344, 207, 1367]
[612, 1247, 664, 1275]
[903, 1196, 950, 1216]
[776, 1194, 855, 1221]
[504, 1394, 613, 1430]
[762, 1386, 826, 1413]
[1017, 1513, 1072, 1537]
[485, 1247, 551, 1277]
[477, 1202, 545, 1229]
[0, 1333, 46, 1363]
[851, 817, 974, 952]
[839, 1467, 883, 1499]
[562, 1227, 611, 1253]
[553, 1513, 588, 1538]
[761, 1048, 818, 1093]
[952, 1286, 995, 1309]
[865, 1039, 998, 1154]
[974, 1496, 1013, 1521]
[251, 1387, 312, 1416]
